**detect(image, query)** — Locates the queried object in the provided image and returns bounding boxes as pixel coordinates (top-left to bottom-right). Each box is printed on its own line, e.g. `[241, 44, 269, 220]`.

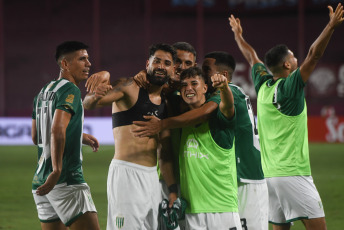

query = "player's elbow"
[32, 136, 37, 145]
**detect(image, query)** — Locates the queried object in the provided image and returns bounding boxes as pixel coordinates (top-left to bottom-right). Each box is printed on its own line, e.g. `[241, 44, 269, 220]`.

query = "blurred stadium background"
[0, 0, 343, 229]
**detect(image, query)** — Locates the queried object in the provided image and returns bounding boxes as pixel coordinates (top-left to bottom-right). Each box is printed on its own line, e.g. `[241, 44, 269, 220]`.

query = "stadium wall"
[1, 116, 344, 145]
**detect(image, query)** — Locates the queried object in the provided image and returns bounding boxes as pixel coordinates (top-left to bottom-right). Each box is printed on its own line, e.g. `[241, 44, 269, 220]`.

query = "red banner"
[308, 114, 344, 143]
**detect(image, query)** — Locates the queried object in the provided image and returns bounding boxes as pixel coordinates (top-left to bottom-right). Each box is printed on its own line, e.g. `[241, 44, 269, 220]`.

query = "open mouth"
[154, 70, 166, 77]
[186, 93, 195, 98]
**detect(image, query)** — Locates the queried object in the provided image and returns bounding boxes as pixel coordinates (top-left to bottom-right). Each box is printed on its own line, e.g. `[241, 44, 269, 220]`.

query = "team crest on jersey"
[115, 216, 124, 229]
[65, 94, 74, 103]
[186, 138, 198, 149]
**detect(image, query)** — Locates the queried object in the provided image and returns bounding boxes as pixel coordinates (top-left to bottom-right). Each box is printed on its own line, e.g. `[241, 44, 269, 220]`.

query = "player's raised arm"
[300, 3, 344, 83]
[228, 14, 263, 67]
[211, 73, 234, 119]
[82, 77, 140, 110]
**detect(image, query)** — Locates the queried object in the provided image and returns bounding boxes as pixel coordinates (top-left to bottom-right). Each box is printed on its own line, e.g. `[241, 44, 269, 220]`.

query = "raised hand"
[328, 3, 344, 29]
[211, 73, 228, 90]
[228, 14, 243, 37]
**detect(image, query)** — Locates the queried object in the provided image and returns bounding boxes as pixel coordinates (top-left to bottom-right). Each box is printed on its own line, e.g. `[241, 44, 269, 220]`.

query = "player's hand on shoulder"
[133, 70, 149, 89]
[86, 71, 110, 93]
[94, 83, 113, 99]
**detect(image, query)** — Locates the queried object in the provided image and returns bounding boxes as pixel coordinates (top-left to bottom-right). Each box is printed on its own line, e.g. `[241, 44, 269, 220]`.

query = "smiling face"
[180, 75, 207, 110]
[146, 50, 174, 86]
[63, 49, 91, 85]
[174, 50, 196, 82]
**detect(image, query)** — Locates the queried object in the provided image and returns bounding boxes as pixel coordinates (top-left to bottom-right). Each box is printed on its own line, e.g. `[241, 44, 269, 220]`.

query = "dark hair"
[172, 42, 197, 59]
[204, 51, 236, 71]
[180, 66, 205, 82]
[264, 44, 289, 70]
[55, 41, 89, 62]
[149, 43, 177, 63]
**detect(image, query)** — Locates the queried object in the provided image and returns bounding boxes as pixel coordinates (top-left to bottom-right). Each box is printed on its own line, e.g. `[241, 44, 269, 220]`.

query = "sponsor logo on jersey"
[184, 138, 209, 159]
[115, 216, 124, 229]
[147, 109, 159, 117]
[65, 94, 75, 104]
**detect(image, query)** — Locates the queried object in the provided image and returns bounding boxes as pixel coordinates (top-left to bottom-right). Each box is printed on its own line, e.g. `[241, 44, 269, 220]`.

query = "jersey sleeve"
[209, 107, 236, 149]
[276, 68, 306, 116]
[206, 91, 221, 105]
[56, 84, 81, 115]
[251, 63, 273, 94]
[278, 68, 305, 98]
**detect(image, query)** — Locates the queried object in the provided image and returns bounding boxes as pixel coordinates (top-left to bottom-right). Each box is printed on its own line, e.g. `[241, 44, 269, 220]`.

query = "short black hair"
[149, 43, 177, 63]
[204, 51, 236, 71]
[172, 42, 197, 59]
[264, 44, 289, 70]
[180, 66, 205, 82]
[55, 41, 89, 62]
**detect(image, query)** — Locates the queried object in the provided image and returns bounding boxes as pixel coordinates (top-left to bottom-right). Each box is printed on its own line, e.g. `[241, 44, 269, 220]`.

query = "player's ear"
[283, 61, 291, 70]
[61, 58, 69, 71]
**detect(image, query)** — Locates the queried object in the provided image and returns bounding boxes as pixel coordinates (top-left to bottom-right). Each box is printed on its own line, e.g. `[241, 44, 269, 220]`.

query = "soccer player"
[31, 41, 101, 230]
[202, 51, 268, 230]
[83, 43, 178, 230]
[228, 3, 344, 230]
[178, 66, 241, 229]
[133, 51, 269, 230]
[132, 41, 197, 230]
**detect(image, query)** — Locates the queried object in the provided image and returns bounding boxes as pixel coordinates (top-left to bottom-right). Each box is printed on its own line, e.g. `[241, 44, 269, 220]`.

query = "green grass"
[0, 143, 343, 230]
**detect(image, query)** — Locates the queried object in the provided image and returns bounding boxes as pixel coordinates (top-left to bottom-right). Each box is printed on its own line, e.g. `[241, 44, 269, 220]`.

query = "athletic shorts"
[32, 183, 97, 226]
[107, 159, 161, 230]
[185, 212, 242, 230]
[238, 181, 269, 230]
[159, 180, 185, 230]
[266, 176, 325, 224]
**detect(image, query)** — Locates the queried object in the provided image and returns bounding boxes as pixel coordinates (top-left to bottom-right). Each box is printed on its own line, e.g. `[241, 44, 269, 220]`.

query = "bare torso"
[111, 82, 162, 167]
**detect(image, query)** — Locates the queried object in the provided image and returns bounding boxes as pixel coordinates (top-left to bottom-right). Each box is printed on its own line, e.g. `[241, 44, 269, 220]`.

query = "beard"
[147, 70, 170, 86]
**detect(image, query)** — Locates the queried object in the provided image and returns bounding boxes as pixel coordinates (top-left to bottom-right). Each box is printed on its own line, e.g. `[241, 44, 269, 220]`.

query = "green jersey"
[252, 63, 311, 177]
[32, 79, 85, 190]
[179, 108, 238, 213]
[207, 83, 265, 182]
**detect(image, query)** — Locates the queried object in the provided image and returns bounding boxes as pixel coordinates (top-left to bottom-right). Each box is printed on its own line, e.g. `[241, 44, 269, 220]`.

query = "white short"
[267, 176, 325, 224]
[185, 212, 242, 230]
[238, 181, 269, 230]
[159, 180, 185, 230]
[32, 183, 97, 226]
[107, 159, 161, 230]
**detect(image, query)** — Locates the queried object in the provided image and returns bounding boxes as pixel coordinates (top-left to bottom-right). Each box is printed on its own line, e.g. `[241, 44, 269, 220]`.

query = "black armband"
[168, 183, 178, 194]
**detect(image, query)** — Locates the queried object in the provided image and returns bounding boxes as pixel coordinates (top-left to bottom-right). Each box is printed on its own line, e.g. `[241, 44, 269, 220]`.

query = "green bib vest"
[179, 121, 238, 213]
[257, 79, 311, 177]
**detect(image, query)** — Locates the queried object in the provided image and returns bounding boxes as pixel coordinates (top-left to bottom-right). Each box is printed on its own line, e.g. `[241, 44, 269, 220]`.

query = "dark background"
[0, 0, 343, 117]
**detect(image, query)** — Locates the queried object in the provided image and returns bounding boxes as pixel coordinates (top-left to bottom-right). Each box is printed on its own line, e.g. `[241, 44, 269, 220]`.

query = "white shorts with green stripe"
[238, 181, 269, 230]
[32, 183, 97, 226]
[185, 212, 242, 230]
[266, 176, 325, 225]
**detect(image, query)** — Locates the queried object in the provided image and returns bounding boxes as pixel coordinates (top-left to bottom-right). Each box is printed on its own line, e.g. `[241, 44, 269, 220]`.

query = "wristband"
[168, 183, 178, 194]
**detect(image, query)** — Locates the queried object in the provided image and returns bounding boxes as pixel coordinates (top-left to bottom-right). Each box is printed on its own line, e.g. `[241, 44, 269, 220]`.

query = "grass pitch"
[0, 143, 343, 229]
